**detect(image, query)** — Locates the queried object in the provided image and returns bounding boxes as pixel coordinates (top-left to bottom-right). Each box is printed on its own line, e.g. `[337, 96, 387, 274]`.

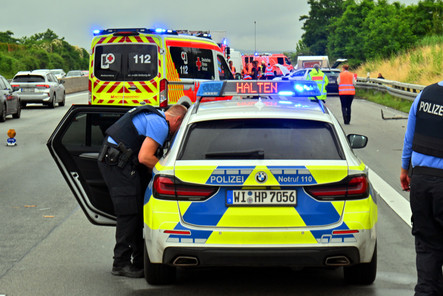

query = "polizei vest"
[412, 83, 443, 158]
[105, 105, 167, 155]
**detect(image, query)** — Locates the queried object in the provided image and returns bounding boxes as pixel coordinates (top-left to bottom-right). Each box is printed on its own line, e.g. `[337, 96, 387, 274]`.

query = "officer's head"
[165, 104, 188, 135]
[313, 64, 320, 71]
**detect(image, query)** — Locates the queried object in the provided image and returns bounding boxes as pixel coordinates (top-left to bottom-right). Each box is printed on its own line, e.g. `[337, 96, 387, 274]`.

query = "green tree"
[327, 0, 375, 65]
[299, 0, 345, 55]
[362, 0, 416, 60]
[0, 31, 19, 44]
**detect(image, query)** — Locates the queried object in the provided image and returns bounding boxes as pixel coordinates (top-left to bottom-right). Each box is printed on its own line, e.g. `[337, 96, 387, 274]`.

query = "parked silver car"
[11, 70, 66, 108]
[0, 74, 21, 122]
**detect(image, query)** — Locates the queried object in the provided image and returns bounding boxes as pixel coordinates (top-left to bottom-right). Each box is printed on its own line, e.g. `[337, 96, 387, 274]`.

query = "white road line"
[368, 168, 412, 228]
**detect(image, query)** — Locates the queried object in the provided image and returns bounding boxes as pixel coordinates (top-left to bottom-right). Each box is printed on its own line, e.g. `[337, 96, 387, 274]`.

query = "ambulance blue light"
[93, 29, 101, 35]
[155, 28, 166, 34]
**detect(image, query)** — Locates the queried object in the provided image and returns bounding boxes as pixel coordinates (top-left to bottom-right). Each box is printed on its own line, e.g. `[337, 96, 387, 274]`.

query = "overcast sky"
[1, 0, 420, 53]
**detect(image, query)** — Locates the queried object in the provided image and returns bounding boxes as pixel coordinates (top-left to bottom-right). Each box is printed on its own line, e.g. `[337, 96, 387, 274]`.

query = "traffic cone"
[7, 129, 17, 146]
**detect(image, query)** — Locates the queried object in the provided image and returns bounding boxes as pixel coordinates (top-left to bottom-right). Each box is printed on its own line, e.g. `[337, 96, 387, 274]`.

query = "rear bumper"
[18, 93, 51, 103]
[163, 246, 360, 267]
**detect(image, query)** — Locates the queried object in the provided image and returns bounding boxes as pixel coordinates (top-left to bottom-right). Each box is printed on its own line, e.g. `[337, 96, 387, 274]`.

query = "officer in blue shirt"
[400, 81, 443, 296]
[98, 104, 187, 278]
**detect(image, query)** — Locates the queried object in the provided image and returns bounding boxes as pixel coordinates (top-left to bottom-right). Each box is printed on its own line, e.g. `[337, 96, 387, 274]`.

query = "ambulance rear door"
[91, 36, 161, 106]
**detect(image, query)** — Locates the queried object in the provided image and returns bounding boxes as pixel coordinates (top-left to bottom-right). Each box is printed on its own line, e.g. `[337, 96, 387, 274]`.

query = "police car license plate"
[226, 190, 296, 206]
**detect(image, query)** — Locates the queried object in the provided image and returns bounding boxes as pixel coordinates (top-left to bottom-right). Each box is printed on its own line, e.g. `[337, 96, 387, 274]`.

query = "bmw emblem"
[255, 171, 267, 183]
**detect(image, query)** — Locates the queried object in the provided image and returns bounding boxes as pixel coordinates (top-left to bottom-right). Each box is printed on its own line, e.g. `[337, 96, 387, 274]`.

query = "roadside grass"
[356, 89, 413, 114]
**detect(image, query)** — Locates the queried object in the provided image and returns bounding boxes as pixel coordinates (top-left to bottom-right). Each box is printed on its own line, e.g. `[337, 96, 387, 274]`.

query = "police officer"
[308, 64, 328, 102]
[97, 104, 187, 278]
[400, 80, 443, 296]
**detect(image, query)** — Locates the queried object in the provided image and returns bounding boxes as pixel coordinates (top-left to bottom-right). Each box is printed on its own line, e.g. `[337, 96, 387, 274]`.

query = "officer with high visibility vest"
[400, 80, 443, 296]
[337, 64, 356, 125]
[308, 64, 328, 101]
[264, 63, 274, 80]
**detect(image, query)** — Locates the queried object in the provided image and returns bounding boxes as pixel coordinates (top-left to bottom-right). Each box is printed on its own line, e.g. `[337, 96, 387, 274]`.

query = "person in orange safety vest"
[242, 63, 252, 80]
[337, 64, 356, 125]
[264, 63, 274, 79]
[228, 60, 236, 79]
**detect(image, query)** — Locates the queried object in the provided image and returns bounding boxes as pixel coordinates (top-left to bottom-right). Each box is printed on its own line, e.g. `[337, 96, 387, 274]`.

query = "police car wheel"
[144, 242, 175, 285]
[343, 243, 377, 285]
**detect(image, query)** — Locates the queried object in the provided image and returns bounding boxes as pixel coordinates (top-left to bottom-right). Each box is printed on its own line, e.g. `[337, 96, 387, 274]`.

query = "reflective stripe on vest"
[339, 71, 355, 95]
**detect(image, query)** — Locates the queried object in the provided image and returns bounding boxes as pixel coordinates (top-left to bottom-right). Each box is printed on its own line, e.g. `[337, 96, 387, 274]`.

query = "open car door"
[47, 105, 131, 226]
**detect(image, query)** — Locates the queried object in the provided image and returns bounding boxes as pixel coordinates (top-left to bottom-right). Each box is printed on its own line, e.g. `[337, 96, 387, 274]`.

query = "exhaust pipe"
[325, 256, 351, 266]
[173, 256, 199, 266]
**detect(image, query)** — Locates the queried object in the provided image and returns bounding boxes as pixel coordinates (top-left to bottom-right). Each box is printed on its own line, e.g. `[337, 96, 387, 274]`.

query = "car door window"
[217, 54, 233, 80]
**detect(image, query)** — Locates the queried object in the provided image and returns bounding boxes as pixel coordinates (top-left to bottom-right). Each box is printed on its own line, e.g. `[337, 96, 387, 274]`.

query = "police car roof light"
[197, 80, 321, 98]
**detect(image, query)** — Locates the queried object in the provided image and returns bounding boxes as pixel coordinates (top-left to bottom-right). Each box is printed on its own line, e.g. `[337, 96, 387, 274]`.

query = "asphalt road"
[0, 93, 417, 296]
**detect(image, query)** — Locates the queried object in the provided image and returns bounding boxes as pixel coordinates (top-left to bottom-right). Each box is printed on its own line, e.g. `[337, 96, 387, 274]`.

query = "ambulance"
[89, 28, 233, 107]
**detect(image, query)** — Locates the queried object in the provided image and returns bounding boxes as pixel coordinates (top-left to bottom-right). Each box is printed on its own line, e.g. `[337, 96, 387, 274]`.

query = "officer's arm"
[138, 137, 160, 169]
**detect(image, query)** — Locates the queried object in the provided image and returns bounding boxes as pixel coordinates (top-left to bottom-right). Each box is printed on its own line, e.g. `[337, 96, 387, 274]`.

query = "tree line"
[0, 29, 89, 78]
[296, 0, 443, 66]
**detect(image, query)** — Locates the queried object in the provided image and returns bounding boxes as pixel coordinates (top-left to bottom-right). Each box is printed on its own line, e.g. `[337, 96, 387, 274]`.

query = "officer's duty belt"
[411, 166, 443, 178]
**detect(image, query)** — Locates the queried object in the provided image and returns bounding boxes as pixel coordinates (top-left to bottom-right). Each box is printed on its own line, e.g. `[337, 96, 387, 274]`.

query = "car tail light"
[36, 84, 50, 88]
[153, 175, 217, 201]
[159, 79, 168, 108]
[305, 175, 369, 200]
[11, 84, 19, 88]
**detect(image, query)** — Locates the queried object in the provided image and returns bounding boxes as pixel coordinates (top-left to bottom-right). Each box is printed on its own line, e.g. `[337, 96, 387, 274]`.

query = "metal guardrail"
[356, 77, 425, 101]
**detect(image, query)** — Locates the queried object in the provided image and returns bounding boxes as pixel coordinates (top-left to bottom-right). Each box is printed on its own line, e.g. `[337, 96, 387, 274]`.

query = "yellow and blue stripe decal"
[178, 188, 342, 227]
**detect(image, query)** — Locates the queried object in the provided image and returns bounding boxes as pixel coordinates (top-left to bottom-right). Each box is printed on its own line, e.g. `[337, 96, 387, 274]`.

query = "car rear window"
[12, 75, 45, 83]
[179, 119, 343, 160]
[94, 44, 158, 81]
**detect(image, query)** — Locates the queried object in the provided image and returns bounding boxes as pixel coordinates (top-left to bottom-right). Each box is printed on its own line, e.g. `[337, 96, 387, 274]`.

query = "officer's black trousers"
[410, 174, 443, 296]
[98, 159, 149, 269]
[339, 95, 354, 124]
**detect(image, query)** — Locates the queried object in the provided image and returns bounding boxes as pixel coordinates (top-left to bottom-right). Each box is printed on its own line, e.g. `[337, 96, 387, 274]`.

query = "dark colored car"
[322, 68, 340, 95]
[0, 75, 21, 122]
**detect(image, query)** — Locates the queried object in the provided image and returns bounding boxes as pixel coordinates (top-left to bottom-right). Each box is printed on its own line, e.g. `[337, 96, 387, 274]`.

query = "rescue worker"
[264, 63, 274, 80]
[229, 60, 236, 79]
[97, 104, 187, 278]
[242, 63, 252, 80]
[400, 79, 443, 296]
[337, 64, 356, 124]
[308, 64, 328, 102]
[250, 60, 259, 80]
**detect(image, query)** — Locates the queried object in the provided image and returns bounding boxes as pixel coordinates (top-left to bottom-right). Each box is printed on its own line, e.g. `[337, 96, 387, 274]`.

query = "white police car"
[47, 80, 377, 286]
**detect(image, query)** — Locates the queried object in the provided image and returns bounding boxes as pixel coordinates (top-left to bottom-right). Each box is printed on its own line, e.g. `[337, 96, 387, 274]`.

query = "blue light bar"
[197, 80, 321, 98]
[197, 81, 224, 97]
[155, 28, 166, 33]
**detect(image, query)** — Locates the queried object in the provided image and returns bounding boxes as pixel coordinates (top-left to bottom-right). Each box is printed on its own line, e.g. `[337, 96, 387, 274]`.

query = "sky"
[1, 0, 421, 53]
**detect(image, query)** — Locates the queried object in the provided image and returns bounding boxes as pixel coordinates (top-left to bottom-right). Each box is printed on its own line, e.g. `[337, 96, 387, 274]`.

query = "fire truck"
[242, 53, 294, 77]
[89, 28, 233, 107]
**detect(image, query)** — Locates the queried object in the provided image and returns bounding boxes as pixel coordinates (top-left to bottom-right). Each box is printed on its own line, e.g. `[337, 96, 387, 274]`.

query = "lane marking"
[368, 168, 412, 227]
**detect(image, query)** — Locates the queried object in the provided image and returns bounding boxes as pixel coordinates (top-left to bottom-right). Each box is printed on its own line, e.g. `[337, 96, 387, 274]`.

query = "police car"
[47, 80, 377, 286]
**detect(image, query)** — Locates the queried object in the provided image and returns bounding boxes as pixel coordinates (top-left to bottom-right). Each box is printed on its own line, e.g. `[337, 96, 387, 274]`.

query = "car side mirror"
[347, 134, 368, 149]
